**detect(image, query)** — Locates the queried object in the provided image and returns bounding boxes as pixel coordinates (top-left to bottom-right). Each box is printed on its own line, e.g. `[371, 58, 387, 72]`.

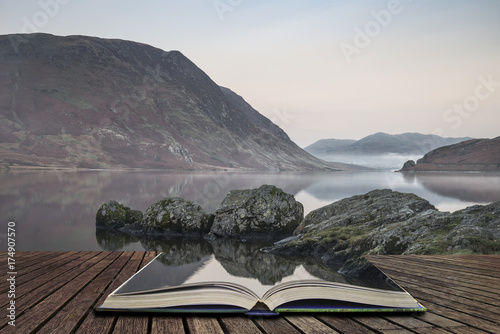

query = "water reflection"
[1, 169, 499, 250]
[104, 236, 399, 293]
[210, 239, 296, 285]
[403, 172, 500, 203]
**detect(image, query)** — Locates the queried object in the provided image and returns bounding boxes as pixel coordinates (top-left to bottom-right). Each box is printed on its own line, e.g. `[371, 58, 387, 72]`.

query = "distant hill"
[303, 139, 356, 155]
[400, 136, 500, 172]
[0, 33, 338, 171]
[305, 132, 472, 156]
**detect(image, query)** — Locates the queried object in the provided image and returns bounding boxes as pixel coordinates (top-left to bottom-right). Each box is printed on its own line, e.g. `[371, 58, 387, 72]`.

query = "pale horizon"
[1, 0, 499, 147]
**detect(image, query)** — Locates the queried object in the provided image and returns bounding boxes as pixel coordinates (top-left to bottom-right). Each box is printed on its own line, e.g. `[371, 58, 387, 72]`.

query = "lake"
[1, 169, 500, 251]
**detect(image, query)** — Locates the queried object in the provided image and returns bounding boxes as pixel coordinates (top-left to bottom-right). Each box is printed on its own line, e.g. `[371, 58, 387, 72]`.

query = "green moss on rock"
[141, 197, 214, 235]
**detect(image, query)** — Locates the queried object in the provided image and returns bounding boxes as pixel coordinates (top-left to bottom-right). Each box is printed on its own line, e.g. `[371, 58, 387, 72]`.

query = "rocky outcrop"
[400, 137, 500, 172]
[95, 200, 143, 230]
[265, 189, 500, 276]
[400, 160, 416, 171]
[96, 185, 303, 239]
[138, 197, 214, 236]
[206, 185, 304, 240]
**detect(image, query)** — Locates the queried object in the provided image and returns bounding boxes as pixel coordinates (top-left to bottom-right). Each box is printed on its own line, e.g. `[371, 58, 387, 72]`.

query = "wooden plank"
[185, 316, 225, 334]
[403, 299, 500, 333]
[382, 314, 434, 330]
[448, 327, 492, 334]
[353, 316, 404, 331]
[317, 315, 378, 333]
[112, 252, 154, 334]
[371, 259, 500, 305]
[76, 252, 137, 334]
[285, 315, 339, 333]
[424, 255, 500, 270]
[0, 252, 100, 312]
[394, 255, 500, 277]
[0, 251, 85, 296]
[409, 328, 453, 334]
[36, 251, 134, 333]
[0, 252, 105, 328]
[220, 316, 264, 334]
[368, 256, 500, 301]
[253, 316, 302, 334]
[401, 256, 500, 282]
[151, 316, 185, 334]
[112, 315, 149, 334]
[0, 251, 76, 292]
[380, 273, 500, 322]
[371, 256, 500, 292]
[0, 252, 122, 333]
[408, 312, 466, 330]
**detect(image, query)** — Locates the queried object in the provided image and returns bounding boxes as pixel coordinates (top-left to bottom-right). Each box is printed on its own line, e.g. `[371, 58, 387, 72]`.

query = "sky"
[1, 0, 499, 147]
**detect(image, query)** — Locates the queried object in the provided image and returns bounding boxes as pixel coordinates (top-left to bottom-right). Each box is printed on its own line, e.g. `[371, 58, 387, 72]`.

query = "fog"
[316, 154, 423, 171]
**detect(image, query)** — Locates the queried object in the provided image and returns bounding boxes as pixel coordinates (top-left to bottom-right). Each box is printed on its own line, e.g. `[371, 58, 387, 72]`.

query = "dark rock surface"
[207, 184, 304, 239]
[139, 197, 214, 236]
[95, 200, 143, 230]
[266, 189, 500, 275]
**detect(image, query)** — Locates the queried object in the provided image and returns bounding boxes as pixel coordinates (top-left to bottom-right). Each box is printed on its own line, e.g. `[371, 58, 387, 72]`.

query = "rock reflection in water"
[209, 239, 295, 285]
[95, 231, 393, 289]
[95, 229, 140, 251]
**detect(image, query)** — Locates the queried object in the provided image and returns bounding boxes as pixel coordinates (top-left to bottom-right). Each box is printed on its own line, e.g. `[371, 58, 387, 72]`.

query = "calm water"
[1, 169, 500, 251]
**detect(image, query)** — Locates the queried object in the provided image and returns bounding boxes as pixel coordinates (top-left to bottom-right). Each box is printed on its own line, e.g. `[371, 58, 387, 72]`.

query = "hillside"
[305, 132, 472, 156]
[400, 137, 500, 172]
[0, 33, 337, 171]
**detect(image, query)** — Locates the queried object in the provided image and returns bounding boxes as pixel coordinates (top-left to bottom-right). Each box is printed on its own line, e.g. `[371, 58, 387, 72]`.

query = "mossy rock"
[208, 184, 304, 239]
[96, 200, 142, 229]
[141, 197, 214, 236]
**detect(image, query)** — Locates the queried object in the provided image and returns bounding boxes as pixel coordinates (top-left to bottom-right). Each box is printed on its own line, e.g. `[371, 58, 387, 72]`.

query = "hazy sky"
[1, 0, 499, 146]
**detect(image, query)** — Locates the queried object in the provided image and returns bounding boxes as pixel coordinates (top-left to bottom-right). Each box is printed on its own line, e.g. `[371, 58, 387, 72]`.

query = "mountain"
[399, 136, 500, 172]
[305, 132, 472, 156]
[0, 33, 338, 171]
[303, 138, 356, 155]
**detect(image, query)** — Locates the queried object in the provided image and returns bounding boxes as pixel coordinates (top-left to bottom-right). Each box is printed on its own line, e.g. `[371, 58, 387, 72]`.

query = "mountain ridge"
[0, 33, 338, 171]
[305, 132, 473, 156]
[399, 136, 500, 172]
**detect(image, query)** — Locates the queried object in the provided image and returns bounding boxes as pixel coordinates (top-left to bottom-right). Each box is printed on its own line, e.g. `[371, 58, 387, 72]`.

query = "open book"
[97, 253, 426, 315]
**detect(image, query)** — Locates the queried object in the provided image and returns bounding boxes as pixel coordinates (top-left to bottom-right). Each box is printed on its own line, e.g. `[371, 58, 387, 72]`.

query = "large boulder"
[207, 184, 304, 239]
[139, 197, 214, 236]
[266, 189, 500, 276]
[96, 200, 143, 230]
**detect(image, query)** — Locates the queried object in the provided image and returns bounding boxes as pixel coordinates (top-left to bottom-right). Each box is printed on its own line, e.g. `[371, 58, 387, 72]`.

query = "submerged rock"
[139, 197, 214, 236]
[95, 200, 143, 230]
[207, 184, 304, 239]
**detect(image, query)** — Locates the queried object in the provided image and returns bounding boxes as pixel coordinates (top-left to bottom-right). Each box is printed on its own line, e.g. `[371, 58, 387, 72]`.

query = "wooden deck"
[1, 252, 499, 333]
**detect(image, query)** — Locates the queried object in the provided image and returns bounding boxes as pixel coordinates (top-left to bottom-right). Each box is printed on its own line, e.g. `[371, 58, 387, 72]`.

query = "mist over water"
[315, 153, 423, 171]
[1, 169, 499, 251]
